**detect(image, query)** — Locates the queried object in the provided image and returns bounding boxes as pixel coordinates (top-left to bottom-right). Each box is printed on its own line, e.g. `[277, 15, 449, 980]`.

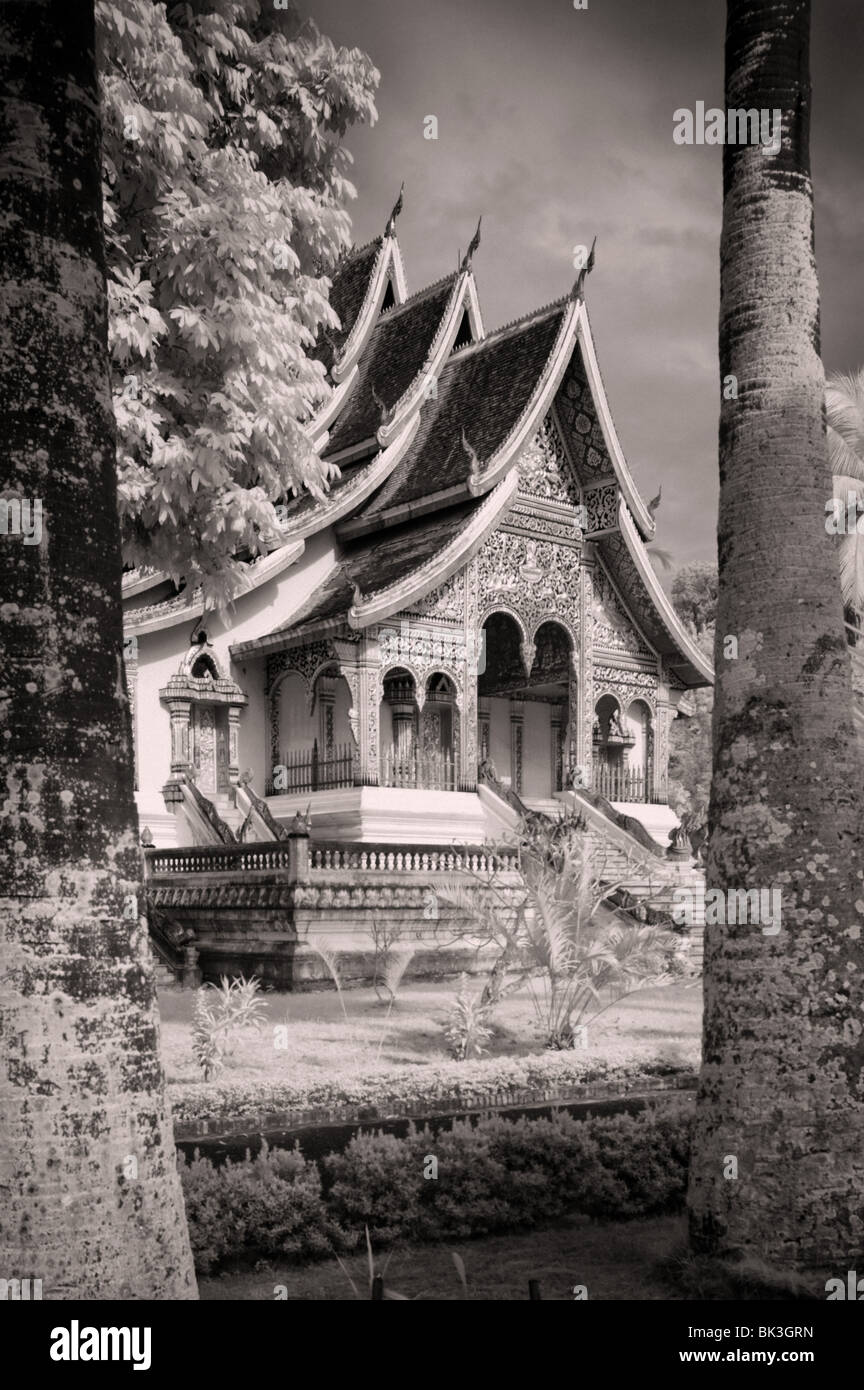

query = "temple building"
[125, 200, 711, 983]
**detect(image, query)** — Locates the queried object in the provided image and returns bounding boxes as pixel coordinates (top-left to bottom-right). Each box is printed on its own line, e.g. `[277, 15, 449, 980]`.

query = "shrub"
[178, 1140, 348, 1274]
[323, 1131, 422, 1246]
[178, 1101, 694, 1273]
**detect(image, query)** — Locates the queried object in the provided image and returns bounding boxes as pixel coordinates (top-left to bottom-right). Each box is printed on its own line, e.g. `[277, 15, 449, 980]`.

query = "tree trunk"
[0, 0, 197, 1297]
[687, 0, 864, 1270]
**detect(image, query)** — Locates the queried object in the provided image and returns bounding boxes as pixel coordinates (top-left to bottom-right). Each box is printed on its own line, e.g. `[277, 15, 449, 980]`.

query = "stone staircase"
[152, 958, 180, 990]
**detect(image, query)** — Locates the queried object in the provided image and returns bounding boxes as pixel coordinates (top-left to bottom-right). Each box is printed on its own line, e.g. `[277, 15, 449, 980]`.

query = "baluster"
[395, 852, 404, 871]
[360, 852, 368, 870]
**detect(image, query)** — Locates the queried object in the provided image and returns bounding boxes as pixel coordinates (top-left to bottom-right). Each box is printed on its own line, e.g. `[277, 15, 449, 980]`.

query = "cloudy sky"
[309, 0, 863, 575]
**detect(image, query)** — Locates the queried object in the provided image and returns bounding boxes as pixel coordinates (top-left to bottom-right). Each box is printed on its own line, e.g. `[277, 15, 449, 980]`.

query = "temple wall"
[127, 527, 339, 838]
[522, 702, 553, 799]
[488, 697, 511, 782]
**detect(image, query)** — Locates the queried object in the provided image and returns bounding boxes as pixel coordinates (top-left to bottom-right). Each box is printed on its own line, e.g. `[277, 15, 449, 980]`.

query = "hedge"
[179, 1101, 693, 1274]
[170, 1051, 697, 1138]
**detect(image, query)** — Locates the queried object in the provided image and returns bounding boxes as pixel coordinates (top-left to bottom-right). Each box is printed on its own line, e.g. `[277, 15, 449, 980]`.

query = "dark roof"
[323, 275, 458, 459]
[356, 303, 566, 522]
[313, 239, 382, 374]
[270, 503, 481, 637]
[274, 461, 366, 527]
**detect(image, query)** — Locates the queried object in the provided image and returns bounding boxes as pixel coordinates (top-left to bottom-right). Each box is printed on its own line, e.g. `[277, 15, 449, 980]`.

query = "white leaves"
[102, 0, 379, 605]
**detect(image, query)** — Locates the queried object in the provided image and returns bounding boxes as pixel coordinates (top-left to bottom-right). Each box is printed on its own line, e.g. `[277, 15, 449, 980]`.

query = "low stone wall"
[146, 836, 523, 988]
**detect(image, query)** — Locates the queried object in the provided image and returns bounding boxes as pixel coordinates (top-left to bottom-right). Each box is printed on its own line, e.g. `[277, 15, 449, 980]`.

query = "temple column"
[509, 697, 524, 795]
[478, 698, 491, 763]
[167, 699, 192, 778]
[550, 704, 564, 794]
[123, 639, 139, 792]
[227, 705, 241, 787]
[654, 700, 673, 803]
[580, 563, 594, 785]
[333, 635, 379, 786]
[317, 675, 336, 757]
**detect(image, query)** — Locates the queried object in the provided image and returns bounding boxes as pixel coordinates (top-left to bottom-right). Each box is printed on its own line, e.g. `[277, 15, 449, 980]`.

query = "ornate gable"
[517, 414, 581, 507]
[591, 562, 655, 659]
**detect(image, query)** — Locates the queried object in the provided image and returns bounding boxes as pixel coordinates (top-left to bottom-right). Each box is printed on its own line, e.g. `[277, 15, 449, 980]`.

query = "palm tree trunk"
[0, 0, 197, 1297]
[687, 0, 864, 1270]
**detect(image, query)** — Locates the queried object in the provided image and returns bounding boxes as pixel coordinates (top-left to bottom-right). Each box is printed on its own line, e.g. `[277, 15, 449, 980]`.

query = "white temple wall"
[488, 697, 511, 782]
[521, 701, 553, 799]
[127, 527, 339, 833]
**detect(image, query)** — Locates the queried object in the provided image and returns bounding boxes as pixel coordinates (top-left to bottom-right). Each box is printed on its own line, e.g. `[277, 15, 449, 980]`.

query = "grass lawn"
[160, 979, 702, 1089]
[199, 1213, 688, 1300]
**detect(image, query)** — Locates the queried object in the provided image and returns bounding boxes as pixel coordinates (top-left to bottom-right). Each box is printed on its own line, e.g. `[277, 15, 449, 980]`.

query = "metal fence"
[266, 739, 355, 795]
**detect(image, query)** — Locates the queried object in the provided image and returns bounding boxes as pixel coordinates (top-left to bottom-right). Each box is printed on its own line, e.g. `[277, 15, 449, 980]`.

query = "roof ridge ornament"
[386, 182, 405, 237]
[462, 426, 483, 493]
[460, 216, 482, 272]
[371, 382, 393, 425]
[570, 235, 597, 302]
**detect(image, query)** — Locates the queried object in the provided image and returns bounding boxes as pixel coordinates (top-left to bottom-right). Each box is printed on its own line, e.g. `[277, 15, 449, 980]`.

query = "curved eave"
[578, 307, 656, 541]
[348, 471, 520, 629]
[617, 502, 713, 685]
[332, 234, 406, 384]
[307, 363, 358, 443]
[122, 567, 168, 597]
[230, 561, 347, 660]
[376, 270, 485, 446]
[124, 539, 305, 637]
[468, 298, 581, 498]
[282, 412, 423, 543]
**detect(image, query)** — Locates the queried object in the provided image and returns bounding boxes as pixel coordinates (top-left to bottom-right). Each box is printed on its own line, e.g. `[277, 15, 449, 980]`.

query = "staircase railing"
[181, 775, 237, 843]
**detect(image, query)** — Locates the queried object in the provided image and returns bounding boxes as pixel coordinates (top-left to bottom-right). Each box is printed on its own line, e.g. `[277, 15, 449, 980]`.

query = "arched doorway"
[271, 664, 355, 792]
[477, 612, 574, 799]
[624, 698, 652, 802]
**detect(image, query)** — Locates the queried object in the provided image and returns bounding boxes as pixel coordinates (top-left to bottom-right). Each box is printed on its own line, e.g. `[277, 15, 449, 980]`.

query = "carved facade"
[125, 209, 711, 855]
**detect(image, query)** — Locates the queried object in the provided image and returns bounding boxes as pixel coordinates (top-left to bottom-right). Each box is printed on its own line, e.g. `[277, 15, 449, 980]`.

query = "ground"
[199, 1214, 687, 1300]
[160, 979, 702, 1088]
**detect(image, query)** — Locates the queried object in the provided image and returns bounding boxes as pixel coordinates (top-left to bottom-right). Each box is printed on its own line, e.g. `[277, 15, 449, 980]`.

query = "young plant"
[435, 811, 680, 1050]
[190, 973, 267, 1079]
[443, 977, 495, 1060]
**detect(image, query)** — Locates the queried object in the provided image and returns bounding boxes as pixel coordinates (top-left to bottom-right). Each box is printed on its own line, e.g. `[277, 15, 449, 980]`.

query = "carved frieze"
[517, 415, 581, 505]
[590, 563, 653, 657]
[406, 570, 465, 622]
[584, 483, 618, 535]
[475, 529, 581, 644]
[266, 640, 336, 697]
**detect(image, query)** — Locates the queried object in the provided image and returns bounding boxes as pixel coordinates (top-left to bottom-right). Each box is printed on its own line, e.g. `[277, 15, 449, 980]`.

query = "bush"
[177, 1101, 694, 1273]
[323, 1130, 422, 1246]
[179, 1140, 348, 1274]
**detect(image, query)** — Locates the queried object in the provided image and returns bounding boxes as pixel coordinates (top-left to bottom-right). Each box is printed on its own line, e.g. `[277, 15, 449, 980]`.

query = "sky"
[305, 0, 863, 576]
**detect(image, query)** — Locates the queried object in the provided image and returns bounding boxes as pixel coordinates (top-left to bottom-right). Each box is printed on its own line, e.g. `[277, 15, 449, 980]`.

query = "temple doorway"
[192, 704, 230, 796]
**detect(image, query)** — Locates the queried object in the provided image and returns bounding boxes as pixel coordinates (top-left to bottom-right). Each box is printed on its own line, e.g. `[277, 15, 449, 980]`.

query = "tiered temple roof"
[125, 198, 711, 690]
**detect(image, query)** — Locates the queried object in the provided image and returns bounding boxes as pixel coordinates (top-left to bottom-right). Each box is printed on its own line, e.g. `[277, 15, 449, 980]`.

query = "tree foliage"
[97, 0, 379, 600]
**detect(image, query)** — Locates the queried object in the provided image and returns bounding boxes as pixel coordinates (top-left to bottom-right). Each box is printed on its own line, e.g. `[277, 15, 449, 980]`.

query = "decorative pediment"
[475, 529, 580, 643]
[517, 415, 581, 506]
[590, 563, 654, 658]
